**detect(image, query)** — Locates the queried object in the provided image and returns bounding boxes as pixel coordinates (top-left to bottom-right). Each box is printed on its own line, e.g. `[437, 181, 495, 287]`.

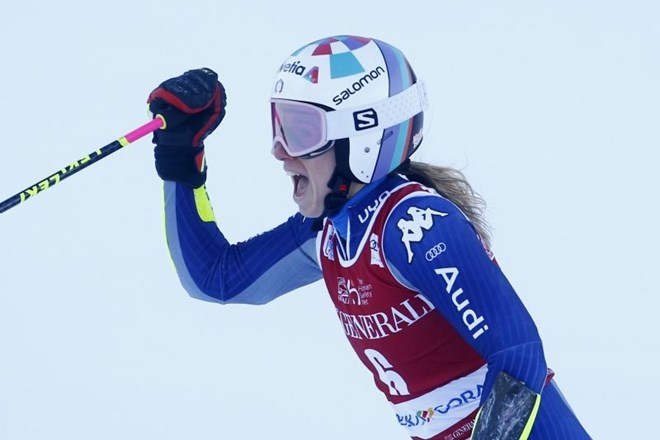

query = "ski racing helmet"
[270, 35, 427, 185]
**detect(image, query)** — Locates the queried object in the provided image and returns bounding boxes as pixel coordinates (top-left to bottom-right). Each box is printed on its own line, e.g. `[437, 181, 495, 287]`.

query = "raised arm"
[148, 68, 322, 305]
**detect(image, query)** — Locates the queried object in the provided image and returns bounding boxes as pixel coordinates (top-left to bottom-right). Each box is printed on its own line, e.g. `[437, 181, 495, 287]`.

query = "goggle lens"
[271, 100, 329, 157]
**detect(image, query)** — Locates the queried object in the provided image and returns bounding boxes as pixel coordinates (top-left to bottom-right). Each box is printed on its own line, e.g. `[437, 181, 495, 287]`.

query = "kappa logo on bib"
[397, 206, 448, 263]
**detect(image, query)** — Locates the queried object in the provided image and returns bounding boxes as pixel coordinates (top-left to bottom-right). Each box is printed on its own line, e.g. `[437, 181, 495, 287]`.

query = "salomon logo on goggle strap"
[354, 109, 378, 131]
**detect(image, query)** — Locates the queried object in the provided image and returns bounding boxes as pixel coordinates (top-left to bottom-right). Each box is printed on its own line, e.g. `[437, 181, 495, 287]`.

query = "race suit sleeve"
[163, 181, 323, 304]
[381, 191, 548, 402]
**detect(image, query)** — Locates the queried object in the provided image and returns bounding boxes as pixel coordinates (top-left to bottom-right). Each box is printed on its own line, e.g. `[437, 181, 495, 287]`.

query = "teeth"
[286, 171, 302, 177]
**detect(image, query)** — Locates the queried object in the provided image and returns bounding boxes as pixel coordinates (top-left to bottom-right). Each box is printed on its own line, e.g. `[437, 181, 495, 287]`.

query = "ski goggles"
[271, 100, 335, 158]
[270, 81, 428, 159]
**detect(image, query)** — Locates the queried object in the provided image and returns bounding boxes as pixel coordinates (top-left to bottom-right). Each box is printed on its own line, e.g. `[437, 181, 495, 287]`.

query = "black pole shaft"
[0, 139, 123, 213]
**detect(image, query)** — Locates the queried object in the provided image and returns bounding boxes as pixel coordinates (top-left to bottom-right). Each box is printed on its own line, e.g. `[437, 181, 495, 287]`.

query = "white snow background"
[1, 1, 658, 439]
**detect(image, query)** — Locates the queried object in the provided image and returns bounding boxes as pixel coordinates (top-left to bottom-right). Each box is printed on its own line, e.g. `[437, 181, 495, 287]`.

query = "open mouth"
[287, 171, 309, 198]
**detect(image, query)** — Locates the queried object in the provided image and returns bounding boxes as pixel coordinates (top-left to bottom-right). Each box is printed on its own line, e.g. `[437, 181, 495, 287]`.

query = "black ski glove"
[147, 68, 227, 188]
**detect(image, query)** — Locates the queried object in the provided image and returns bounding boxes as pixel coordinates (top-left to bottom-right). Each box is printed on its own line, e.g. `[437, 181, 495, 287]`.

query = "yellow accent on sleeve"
[118, 136, 129, 147]
[519, 394, 542, 439]
[472, 407, 482, 435]
[193, 186, 216, 222]
[469, 393, 541, 440]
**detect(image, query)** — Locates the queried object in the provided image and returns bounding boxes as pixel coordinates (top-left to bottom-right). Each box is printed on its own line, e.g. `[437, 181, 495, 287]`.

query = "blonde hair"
[401, 161, 492, 247]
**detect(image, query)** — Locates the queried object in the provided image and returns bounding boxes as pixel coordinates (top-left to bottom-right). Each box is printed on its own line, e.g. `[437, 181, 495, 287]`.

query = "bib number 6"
[364, 349, 410, 396]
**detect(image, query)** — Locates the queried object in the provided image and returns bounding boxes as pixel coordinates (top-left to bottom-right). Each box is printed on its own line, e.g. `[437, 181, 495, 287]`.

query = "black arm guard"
[470, 371, 541, 440]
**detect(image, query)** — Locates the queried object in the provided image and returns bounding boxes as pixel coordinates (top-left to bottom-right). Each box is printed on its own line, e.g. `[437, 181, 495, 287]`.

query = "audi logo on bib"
[425, 242, 447, 261]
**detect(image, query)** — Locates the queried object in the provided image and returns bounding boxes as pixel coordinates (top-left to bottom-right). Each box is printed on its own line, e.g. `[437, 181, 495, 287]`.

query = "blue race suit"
[163, 173, 591, 439]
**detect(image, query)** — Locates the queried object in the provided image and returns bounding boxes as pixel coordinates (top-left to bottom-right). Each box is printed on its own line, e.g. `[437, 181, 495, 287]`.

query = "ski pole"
[0, 116, 165, 214]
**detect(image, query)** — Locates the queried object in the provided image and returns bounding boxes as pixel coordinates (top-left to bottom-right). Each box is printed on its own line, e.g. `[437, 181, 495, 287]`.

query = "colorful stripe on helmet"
[371, 39, 417, 181]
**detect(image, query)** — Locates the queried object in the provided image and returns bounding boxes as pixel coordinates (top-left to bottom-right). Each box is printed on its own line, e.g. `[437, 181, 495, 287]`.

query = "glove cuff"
[154, 144, 207, 188]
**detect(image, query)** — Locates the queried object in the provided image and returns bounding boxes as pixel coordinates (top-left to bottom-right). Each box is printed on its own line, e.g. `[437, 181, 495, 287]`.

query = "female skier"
[147, 35, 591, 439]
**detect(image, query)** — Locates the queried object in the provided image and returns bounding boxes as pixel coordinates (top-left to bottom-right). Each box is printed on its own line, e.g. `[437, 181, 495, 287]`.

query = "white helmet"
[270, 35, 427, 184]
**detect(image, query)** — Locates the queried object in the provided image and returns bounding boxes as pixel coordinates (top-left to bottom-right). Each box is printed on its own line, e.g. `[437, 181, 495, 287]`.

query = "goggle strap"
[325, 81, 427, 140]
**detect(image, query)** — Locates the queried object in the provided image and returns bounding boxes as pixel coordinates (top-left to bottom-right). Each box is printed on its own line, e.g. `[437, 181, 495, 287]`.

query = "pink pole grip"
[121, 117, 164, 144]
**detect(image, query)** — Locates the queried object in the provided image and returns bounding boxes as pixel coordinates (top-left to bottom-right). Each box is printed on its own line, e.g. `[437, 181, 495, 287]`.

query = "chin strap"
[311, 169, 352, 231]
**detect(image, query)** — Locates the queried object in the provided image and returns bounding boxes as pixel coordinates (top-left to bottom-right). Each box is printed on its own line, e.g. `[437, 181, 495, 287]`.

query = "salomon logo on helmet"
[332, 66, 386, 105]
